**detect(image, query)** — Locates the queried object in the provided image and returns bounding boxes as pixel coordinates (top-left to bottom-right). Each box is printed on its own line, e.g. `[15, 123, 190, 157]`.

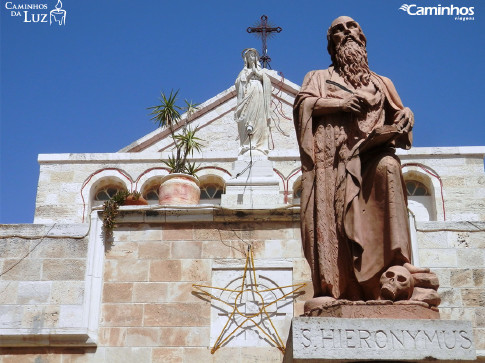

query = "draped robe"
[235, 66, 272, 154]
[293, 67, 413, 300]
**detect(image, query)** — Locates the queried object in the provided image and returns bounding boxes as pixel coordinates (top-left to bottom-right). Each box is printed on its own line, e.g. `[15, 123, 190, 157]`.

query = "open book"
[358, 125, 405, 154]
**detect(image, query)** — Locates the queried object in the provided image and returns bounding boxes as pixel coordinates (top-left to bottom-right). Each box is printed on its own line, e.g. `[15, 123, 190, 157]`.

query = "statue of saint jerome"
[294, 16, 425, 303]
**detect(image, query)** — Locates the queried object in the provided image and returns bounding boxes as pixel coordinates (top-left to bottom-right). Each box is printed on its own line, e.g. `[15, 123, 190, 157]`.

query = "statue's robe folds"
[235, 67, 272, 153]
[293, 67, 413, 300]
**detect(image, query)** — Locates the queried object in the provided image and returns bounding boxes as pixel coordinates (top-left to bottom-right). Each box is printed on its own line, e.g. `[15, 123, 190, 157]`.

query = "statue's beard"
[334, 38, 371, 88]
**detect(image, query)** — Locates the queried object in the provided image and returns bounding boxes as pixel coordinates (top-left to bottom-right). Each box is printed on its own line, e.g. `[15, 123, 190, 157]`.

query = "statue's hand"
[395, 107, 414, 133]
[403, 262, 429, 274]
[340, 93, 369, 115]
[253, 68, 263, 80]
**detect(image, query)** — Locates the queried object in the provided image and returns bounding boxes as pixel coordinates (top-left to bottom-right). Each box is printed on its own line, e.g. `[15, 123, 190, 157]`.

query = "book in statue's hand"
[358, 125, 404, 153]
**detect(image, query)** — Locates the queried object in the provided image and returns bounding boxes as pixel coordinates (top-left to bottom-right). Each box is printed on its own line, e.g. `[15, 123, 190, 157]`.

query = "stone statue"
[235, 48, 272, 155]
[294, 16, 438, 306]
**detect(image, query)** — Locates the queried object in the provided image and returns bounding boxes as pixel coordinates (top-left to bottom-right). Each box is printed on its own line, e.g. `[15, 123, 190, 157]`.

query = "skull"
[379, 265, 414, 301]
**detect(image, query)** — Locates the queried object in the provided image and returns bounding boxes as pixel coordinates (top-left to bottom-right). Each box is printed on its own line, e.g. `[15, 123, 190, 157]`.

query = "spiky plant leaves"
[149, 91, 204, 176]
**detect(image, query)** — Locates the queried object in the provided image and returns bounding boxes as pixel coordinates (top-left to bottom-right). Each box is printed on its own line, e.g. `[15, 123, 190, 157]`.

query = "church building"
[1, 68, 484, 362]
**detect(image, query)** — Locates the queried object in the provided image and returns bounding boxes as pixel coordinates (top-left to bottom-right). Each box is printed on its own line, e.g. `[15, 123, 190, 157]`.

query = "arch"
[88, 176, 129, 223]
[199, 174, 226, 205]
[135, 167, 170, 192]
[80, 168, 133, 222]
[140, 176, 167, 205]
[196, 166, 231, 180]
[402, 170, 437, 221]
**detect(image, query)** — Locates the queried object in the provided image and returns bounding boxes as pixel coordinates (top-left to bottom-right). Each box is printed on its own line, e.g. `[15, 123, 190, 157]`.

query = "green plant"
[148, 90, 203, 176]
[131, 191, 142, 200]
[101, 189, 130, 235]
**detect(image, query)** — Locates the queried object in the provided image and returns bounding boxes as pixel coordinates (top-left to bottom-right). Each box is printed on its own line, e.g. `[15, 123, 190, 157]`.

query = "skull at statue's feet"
[379, 265, 414, 301]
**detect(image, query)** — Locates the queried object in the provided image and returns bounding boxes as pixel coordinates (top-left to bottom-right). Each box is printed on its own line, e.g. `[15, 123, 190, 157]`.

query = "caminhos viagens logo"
[399, 4, 475, 21]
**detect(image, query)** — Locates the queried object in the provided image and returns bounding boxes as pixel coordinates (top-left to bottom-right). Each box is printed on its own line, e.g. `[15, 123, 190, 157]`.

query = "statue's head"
[242, 48, 261, 68]
[327, 16, 367, 65]
[326, 16, 370, 88]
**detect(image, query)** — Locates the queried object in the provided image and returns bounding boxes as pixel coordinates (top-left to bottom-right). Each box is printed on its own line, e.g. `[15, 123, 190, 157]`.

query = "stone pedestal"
[221, 152, 284, 209]
[284, 317, 476, 362]
[304, 299, 440, 320]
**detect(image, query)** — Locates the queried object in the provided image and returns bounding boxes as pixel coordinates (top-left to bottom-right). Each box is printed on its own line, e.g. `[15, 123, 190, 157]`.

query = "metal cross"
[247, 15, 282, 69]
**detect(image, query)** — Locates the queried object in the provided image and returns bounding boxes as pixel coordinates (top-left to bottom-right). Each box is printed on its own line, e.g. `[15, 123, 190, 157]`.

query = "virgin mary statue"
[234, 48, 272, 154]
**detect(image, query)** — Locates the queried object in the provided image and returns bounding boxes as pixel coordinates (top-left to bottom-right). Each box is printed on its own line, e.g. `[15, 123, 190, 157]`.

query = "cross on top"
[247, 15, 282, 69]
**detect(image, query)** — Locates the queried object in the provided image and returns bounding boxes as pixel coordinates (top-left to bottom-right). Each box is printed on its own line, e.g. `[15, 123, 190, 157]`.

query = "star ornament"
[193, 246, 305, 354]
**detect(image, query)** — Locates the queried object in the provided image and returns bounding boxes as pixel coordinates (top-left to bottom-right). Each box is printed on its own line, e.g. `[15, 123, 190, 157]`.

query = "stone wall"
[398, 147, 485, 221]
[1, 209, 308, 362]
[33, 153, 299, 224]
[97, 217, 305, 362]
[1, 210, 484, 362]
[0, 224, 90, 346]
[416, 221, 485, 354]
[34, 147, 485, 226]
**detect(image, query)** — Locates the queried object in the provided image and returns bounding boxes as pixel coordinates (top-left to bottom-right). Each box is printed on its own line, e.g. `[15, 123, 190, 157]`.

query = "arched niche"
[199, 174, 226, 205]
[403, 170, 437, 221]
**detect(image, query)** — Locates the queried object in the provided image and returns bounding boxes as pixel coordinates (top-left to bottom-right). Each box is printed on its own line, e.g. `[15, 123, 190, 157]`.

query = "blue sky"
[1, 0, 484, 223]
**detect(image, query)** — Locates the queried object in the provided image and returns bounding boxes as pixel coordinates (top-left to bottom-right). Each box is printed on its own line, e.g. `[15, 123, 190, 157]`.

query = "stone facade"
[1, 209, 307, 362]
[33, 147, 485, 225]
[1, 73, 484, 362]
[1, 210, 484, 362]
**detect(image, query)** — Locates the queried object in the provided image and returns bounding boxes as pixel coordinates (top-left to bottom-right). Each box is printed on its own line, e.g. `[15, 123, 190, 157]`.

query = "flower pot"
[158, 173, 200, 206]
[124, 195, 148, 206]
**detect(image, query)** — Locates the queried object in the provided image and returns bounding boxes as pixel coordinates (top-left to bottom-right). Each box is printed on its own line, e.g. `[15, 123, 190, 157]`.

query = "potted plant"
[102, 189, 148, 236]
[148, 90, 204, 205]
[124, 190, 148, 206]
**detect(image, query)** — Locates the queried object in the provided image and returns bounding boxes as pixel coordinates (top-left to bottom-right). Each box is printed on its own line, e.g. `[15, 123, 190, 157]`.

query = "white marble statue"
[235, 48, 272, 155]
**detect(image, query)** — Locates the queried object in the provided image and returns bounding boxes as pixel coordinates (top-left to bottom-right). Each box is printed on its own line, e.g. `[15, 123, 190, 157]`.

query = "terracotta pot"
[158, 173, 200, 206]
[124, 195, 148, 206]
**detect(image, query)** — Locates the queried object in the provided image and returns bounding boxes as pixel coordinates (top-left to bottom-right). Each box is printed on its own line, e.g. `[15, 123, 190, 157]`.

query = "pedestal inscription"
[284, 317, 476, 362]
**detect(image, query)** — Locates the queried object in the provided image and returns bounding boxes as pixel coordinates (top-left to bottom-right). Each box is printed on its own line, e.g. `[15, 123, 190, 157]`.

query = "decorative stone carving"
[412, 272, 440, 290]
[411, 287, 441, 307]
[235, 48, 272, 155]
[380, 265, 414, 302]
[378, 266, 441, 308]
[284, 318, 476, 362]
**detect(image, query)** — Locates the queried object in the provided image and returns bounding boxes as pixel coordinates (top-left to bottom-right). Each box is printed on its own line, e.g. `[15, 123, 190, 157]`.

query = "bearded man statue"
[294, 16, 421, 304]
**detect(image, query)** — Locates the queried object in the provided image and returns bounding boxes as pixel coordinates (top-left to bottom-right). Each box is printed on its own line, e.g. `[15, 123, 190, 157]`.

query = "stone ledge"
[0, 223, 89, 238]
[397, 146, 485, 157]
[0, 329, 96, 348]
[304, 301, 439, 320]
[105, 205, 301, 224]
[37, 146, 485, 164]
[38, 151, 238, 164]
[416, 221, 485, 232]
[213, 259, 294, 269]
